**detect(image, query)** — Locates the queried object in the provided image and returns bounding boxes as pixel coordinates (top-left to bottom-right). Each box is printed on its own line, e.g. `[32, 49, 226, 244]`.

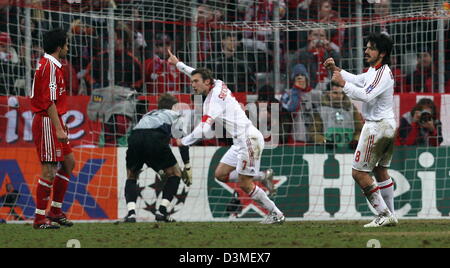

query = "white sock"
[229, 171, 266, 182]
[250, 185, 282, 216]
[127, 202, 136, 213]
[378, 178, 395, 215]
[363, 184, 391, 216]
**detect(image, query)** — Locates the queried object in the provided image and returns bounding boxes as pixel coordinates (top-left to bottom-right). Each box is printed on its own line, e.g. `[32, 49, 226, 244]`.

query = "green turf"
[1, 220, 450, 248]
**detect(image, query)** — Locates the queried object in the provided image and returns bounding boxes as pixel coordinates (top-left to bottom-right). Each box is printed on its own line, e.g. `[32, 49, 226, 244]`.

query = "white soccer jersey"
[177, 62, 255, 146]
[341, 64, 395, 121]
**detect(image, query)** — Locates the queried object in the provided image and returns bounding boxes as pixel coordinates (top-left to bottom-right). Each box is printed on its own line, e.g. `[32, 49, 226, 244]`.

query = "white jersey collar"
[44, 53, 62, 68]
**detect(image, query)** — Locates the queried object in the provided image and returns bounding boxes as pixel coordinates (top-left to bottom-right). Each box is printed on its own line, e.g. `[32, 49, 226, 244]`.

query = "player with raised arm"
[124, 94, 192, 223]
[324, 33, 397, 227]
[30, 29, 74, 229]
[167, 50, 284, 224]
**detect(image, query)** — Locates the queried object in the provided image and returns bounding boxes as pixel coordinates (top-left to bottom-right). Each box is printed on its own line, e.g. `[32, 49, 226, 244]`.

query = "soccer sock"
[363, 183, 391, 216]
[160, 176, 181, 215]
[35, 177, 53, 222]
[228, 171, 266, 182]
[125, 179, 139, 216]
[252, 171, 267, 181]
[51, 170, 70, 215]
[250, 185, 283, 216]
[378, 178, 395, 215]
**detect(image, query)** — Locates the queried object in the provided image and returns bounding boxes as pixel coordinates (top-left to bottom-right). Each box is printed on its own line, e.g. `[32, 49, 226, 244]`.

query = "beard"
[365, 54, 381, 65]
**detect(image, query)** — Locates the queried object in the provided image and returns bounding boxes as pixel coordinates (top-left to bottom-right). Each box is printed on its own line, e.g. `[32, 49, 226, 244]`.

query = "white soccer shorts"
[220, 128, 265, 177]
[353, 119, 396, 172]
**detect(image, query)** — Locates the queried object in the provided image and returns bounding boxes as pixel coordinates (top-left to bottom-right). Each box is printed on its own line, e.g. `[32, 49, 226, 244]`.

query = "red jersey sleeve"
[30, 59, 58, 113]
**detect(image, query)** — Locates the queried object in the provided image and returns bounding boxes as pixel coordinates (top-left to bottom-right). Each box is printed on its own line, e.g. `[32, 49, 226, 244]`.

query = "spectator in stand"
[195, 3, 223, 62]
[316, 83, 363, 149]
[406, 52, 438, 93]
[288, 0, 313, 20]
[396, 98, 443, 147]
[61, 58, 80, 95]
[144, 33, 183, 94]
[390, 55, 406, 93]
[0, 32, 20, 95]
[206, 32, 256, 93]
[286, 0, 313, 51]
[317, 0, 345, 51]
[0, 0, 19, 43]
[43, 0, 112, 12]
[254, 85, 290, 144]
[0, 32, 19, 65]
[281, 64, 321, 144]
[292, 28, 341, 90]
[85, 23, 143, 92]
[239, 0, 286, 73]
[373, 0, 391, 35]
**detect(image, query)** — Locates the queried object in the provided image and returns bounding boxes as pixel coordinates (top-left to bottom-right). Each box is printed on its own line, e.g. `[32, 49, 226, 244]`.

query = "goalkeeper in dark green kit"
[123, 93, 192, 223]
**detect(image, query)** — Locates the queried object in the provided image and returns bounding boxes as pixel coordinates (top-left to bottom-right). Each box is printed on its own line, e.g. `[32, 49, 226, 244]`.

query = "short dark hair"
[158, 93, 178, 110]
[191, 68, 214, 84]
[417, 98, 437, 117]
[43, 28, 67, 54]
[366, 32, 393, 65]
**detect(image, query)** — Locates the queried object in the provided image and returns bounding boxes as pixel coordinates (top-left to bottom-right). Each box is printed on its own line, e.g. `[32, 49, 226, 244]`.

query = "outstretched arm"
[180, 116, 215, 146]
[167, 49, 195, 77]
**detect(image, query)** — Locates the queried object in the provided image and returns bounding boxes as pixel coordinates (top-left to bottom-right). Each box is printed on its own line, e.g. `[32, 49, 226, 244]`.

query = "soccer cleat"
[364, 214, 397, 228]
[260, 212, 285, 225]
[33, 219, 60, 230]
[262, 169, 276, 196]
[155, 212, 176, 223]
[46, 211, 74, 227]
[388, 215, 399, 227]
[124, 214, 137, 223]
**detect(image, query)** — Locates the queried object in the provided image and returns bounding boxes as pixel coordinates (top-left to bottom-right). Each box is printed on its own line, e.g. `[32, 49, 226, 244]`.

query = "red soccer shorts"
[32, 114, 72, 162]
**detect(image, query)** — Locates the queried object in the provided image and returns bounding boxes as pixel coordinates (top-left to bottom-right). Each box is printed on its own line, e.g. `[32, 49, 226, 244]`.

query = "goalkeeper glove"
[181, 163, 193, 187]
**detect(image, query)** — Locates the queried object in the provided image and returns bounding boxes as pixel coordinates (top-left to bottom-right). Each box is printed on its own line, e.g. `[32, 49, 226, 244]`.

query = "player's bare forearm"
[47, 102, 68, 143]
[47, 103, 64, 131]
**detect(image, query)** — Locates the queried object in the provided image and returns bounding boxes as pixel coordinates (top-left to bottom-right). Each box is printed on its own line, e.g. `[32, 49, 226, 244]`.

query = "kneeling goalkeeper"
[124, 93, 192, 223]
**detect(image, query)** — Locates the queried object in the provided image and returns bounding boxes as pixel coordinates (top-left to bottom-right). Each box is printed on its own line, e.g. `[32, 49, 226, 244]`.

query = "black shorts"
[126, 129, 177, 173]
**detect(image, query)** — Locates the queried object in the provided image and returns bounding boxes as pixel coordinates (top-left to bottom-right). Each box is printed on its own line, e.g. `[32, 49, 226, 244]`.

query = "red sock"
[35, 177, 53, 222]
[51, 170, 70, 215]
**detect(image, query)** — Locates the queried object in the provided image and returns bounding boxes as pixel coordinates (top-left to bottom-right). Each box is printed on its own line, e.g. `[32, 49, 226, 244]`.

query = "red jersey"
[30, 54, 67, 116]
[144, 55, 182, 94]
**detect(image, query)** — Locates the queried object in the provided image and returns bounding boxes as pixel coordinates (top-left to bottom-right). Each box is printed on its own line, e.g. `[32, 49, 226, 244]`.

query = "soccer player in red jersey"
[30, 29, 74, 229]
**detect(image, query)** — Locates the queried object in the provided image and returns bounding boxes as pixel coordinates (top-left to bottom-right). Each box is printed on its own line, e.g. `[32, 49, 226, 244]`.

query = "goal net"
[0, 0, 449, 222]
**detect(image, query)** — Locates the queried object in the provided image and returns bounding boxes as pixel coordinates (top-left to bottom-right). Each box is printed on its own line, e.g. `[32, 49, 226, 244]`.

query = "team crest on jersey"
[366, 85, 375, 94]
[49, 83, 57, 91]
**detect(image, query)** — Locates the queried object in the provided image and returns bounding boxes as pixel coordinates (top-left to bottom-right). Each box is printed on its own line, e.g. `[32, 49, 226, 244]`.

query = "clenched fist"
[324, 57, 340, 72]
[331, 71, 345, 87]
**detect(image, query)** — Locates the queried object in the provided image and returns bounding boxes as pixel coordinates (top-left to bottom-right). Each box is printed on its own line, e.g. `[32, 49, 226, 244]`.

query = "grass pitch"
[1, 220, 450, 248]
